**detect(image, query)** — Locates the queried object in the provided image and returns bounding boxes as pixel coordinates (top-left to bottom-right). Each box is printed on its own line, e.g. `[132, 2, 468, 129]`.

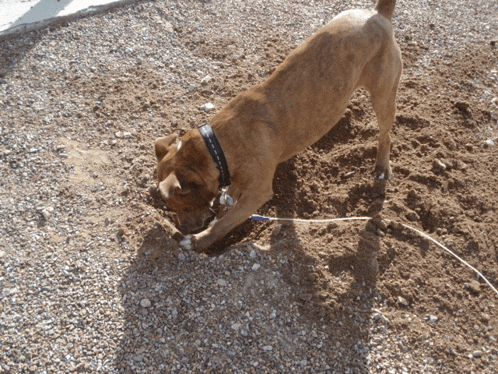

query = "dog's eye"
[179, 181, 198, 195]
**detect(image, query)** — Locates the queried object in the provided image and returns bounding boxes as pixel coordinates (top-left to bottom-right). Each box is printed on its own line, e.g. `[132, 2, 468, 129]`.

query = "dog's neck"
[198, 123, 231, 188]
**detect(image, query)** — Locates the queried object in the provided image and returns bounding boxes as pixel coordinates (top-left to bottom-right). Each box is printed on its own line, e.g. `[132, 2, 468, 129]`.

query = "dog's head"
[155, 130, 219, 234]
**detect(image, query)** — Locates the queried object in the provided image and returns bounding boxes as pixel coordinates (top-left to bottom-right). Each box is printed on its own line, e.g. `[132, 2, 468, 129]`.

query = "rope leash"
[249, 214, 498, 296]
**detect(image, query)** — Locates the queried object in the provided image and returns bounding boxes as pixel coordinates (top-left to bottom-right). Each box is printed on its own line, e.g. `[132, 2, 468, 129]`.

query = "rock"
[371, 216, 388, 231]
[289, 275, 299, 284]
[372, 311, 389, 324]
[201, 75, 213, 86]
[41, 207, 54, 220]
[473, 350, 483, 358]
[299, 293, 312, 302]
[397, 296, 409, 307]
[200, 103, 215, 112]
[0, 79, 7, 85]
[115, 131, 122, 138]
[453, 160, 467, 170]
[140, 299, 151, 308]
[216, 279, 227, 287]
[432, 159, 447, 173]
[231, 323, 241, 331]
[372, 313, 382, 322]
[485, 139, 495, 147]
[481, 313, 491, 323]
[272, 224, 282, 236]
[388, 220, 404, 231]
[455, 101, 470, 113]
[252, 263, 261, 271]
[326, 222, 338, 231]
[428, 315, 439, 323]
[465, 280, 481, 294]
[70, 362, 89, 373]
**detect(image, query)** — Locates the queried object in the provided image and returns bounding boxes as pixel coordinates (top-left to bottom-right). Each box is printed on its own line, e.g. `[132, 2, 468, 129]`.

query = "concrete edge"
[0, 0, 150, 42]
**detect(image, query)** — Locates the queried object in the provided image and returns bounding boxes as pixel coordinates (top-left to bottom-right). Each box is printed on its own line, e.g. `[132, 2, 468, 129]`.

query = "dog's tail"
[374, 0, 397, 19]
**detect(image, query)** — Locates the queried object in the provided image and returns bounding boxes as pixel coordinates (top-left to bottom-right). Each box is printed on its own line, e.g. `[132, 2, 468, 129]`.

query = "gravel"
[0, 0, 497, 373]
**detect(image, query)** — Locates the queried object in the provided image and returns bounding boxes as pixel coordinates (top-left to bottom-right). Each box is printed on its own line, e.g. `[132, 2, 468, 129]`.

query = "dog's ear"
[155, 134, 178, 161]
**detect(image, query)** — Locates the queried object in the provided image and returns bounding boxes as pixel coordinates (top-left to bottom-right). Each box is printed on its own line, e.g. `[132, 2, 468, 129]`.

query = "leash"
[249, 214, 498, 296]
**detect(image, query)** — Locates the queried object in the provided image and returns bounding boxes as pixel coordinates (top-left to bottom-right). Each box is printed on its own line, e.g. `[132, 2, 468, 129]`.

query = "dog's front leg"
[180, 189, 273, 252]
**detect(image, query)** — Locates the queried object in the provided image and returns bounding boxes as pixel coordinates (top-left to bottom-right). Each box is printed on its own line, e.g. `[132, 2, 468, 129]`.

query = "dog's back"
[215, 0, 400, 163]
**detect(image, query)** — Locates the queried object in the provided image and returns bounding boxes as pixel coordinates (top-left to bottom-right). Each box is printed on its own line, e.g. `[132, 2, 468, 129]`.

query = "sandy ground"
[0, 0, 497, 373]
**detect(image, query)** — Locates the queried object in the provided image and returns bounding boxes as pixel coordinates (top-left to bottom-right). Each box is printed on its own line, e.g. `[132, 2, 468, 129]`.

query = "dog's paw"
[179, 235, 193, 250]
[220, 188, 234, 207]
[373, 165, 393, 181]
[375, 171, 393, 181]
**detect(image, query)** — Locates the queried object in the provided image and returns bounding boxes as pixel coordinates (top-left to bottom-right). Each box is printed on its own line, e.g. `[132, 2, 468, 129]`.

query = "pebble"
[481, 313, 491, 323]
[397, 296, 409, 307]
[455, 101, 470, 112]
[201, 75, 213, 86]
[299, 293, 312, 302]
[252, 263, 261, 270]
[432, 158, 447, 173]
[473, 350, 483, 358]
[216, 279, 227, 287]
[405, 211, 420, 222]
[200, 103, 215, 112]
[465, 280, 481, 293]
[140, 299, 152, 308]
[371, 216, 388, 231]
[428, 315, 439, 323]
[41, 206, 54, 220]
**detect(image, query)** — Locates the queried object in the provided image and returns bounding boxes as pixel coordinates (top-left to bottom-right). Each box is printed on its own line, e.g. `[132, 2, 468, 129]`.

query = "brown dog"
[155, 0, 402, 251]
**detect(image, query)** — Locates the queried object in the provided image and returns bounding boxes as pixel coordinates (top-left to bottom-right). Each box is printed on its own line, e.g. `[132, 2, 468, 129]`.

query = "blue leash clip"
[249, 214, 270, 221]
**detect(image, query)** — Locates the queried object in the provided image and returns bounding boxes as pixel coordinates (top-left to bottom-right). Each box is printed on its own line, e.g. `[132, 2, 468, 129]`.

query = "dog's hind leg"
[366, 50, 402, 180]
[370, 88, 398, 180]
